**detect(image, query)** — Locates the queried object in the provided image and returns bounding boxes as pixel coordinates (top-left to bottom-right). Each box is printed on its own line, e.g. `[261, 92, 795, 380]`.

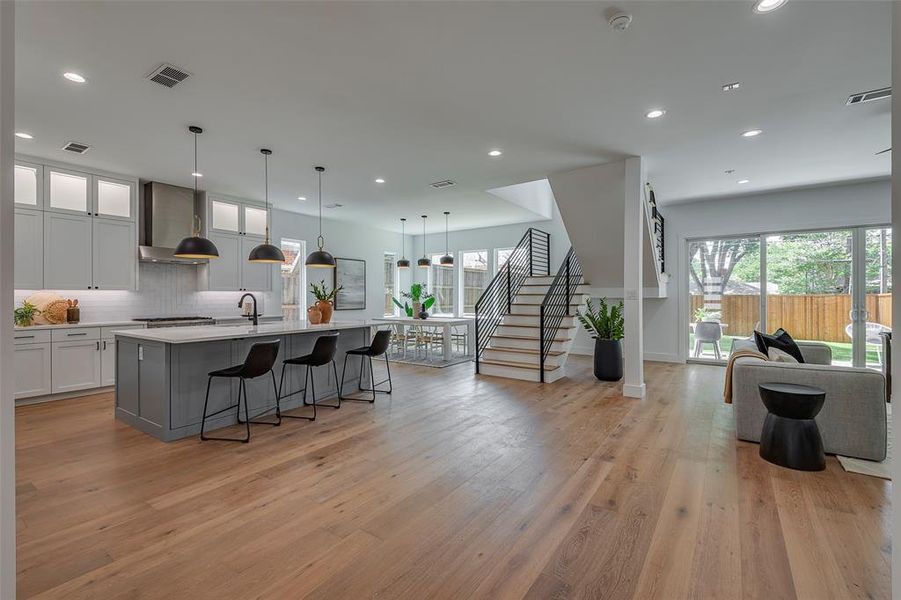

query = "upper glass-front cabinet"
[208, 196, 268, 236]
[14, 162, 43, 208]
[46, 168, 91, 214]
[94, 176, 135, 220]
[243, 206, 268, 236]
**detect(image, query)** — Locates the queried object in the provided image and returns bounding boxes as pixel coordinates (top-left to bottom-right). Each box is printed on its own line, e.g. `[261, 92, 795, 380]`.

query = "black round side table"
[758, 382, 826, 471]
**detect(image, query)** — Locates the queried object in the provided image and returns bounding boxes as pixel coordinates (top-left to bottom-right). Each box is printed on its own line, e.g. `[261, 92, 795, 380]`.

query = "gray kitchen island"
[113, 321, 374, 441]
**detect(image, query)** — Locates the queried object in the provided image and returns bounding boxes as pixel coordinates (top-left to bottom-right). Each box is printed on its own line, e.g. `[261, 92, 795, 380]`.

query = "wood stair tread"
[485, 346, 565, 356]
[491, 333, 572, 342]
[499, 323, 575, 329]
[479, 359, 560, 371]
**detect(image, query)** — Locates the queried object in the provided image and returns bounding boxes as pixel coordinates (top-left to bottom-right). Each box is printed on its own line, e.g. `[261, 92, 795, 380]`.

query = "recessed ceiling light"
[645, 109, 666, 119]
[741, 129, 763, 138]
[753, 0, 787, 14]
[375, 178, 386, 184]
[724, 169, 735, 174]
[14, 132, 33, 139]
[722, 82, 741, 92]
[737, 179, 750, 184]
[488, 149, 503, 157]
[191, 172, 203, 178]
[63, 72, 86, 83]
[297, 196, 307, 201]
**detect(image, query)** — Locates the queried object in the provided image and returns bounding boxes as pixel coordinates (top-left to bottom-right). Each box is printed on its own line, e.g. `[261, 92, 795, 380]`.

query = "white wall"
[647, 178, 891, 362]
[270, 208, 412, 320]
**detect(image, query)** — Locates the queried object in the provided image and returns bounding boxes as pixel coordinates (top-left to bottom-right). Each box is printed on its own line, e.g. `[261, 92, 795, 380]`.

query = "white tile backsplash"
[15, 263, 276, 322]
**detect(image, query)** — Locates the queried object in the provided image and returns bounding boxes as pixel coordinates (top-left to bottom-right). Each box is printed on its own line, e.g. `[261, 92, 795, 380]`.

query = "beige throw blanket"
[723, 348, 768, 404]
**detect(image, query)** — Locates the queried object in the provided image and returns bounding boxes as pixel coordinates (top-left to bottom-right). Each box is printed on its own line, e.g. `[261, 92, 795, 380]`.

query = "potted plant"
[393, 283, 435, 319]
[310, 280, 341, 324]
[14, 300, 41, 327]
[576, 297, 624, 381]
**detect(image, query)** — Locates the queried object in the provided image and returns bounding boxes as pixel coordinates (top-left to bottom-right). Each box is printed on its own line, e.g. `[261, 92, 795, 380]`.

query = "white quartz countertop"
[112, 320, 375, 344]
[14, 320, 144, 332]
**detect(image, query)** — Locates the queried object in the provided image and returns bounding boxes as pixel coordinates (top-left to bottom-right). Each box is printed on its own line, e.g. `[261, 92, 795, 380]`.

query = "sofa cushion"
[754, 328, 805, 363]
[767, 347, 799, 363]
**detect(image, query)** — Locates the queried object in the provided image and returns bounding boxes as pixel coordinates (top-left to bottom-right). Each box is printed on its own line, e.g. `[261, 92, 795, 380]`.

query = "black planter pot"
[594, 338, 623, 381]
[419, 310, 429, 320]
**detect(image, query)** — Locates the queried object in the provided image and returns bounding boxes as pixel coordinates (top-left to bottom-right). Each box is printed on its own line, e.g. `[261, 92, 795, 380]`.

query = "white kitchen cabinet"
[14, 207, 43, 290]
[14, 162, 43, 208]
[207, 232, 242, 291]
[240, 235, 272, 292]
[14, 343, 52, 399]
[43, 212, 93, 290]
[92, 218, 136, 290]
[208, 195, 268, 236]
[243, 206, 268, 236]
[45, 167, 92, 215]
[51, 339, 102, 394]
[101, 338, 116, 387]
[93, 175, 135, 221]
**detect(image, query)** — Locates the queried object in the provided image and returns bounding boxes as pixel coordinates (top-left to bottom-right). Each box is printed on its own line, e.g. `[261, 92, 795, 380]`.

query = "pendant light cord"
[317, 168, 324, 251]
[401, 219, 406, 258]
[192, 129, 199, 236]
[445, 212, 449, 254]
[264, 151, 270, 243]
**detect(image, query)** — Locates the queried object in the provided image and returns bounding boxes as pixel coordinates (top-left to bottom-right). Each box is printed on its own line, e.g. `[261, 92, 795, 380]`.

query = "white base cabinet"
[14, 343, 52, 399]
[51, 339, 102, 394]
[101, 338, 116, 387]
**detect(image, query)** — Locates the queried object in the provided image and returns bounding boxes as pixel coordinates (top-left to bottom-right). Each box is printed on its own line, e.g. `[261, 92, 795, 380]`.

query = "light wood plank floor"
[16, 358, 890, 599]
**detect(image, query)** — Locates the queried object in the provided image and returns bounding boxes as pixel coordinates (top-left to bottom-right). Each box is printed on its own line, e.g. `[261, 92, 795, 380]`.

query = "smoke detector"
[608, 11, 633, 31]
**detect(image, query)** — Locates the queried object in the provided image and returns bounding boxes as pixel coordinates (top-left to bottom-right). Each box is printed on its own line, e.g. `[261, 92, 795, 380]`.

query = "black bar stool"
[340, 329, 393, 403]
[277, 333, 341, 421]
[200, 339, 281, 443]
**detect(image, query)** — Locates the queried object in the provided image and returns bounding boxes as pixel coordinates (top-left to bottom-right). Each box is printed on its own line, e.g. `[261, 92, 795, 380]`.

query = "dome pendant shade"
[174, 126, 219, 260]
[174, 234, 219, 259]
[440, 254, 454, 266]
[305, 166, 336, 268]
[306, 248, 336, 268]
[248, 242, 285, 263]
[439, 211, 453, 267]
[249, 149, 286, 264]
[397, 258, 411, 269]
[417, 214, 430, 268]
[397, 217, 410, 269]
[417, 257, 431, 268]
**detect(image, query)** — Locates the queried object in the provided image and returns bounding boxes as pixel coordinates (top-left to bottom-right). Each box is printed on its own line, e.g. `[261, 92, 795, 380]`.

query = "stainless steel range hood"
[139, 182, 207, 265]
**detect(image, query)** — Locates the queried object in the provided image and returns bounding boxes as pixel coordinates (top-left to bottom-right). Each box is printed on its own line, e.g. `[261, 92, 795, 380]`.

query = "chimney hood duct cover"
[139, 182, 208, 264]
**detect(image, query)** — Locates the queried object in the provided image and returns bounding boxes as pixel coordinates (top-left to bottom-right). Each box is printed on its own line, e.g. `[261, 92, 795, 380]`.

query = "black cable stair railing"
[539, 247, 583, 382]
[647, 184, 666, 274]
[474, 228, 551, 374]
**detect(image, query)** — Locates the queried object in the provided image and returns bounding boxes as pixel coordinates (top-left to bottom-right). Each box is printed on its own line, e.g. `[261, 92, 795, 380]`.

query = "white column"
[622, 157, 645, 398]
[890, 3, 901, 597]
[0, 1, 15, 596]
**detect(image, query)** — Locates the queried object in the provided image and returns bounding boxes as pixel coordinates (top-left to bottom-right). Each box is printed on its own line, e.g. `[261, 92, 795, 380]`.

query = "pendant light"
[440, 211, 453, 266]
[305, 166, 336, 268]
[248, 149, 285, 263]
[174, 126, 219, 260]
[417, 215, 430, 268]
[397, 218, 410, 269]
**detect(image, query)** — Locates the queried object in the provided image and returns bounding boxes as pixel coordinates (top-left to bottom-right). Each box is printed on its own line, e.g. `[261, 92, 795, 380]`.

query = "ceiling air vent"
[325, 203, 343, 209]
[146, 63, 191, 88]
[430, 179, 456, 189]
[847, 86, 891, 106]
[62, 141, 90, 154]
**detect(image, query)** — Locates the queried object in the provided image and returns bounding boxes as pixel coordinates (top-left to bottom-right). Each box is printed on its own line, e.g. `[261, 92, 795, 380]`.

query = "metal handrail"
[474, 228, 551, 373]
[539, 247, 583, 382]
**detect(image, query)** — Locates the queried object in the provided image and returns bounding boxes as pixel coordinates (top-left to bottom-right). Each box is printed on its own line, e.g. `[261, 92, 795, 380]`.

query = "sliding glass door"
[687, 226, 891, 368]
[765, 230, 853, 365]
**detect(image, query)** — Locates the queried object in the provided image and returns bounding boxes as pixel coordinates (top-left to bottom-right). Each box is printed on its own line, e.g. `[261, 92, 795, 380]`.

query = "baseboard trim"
[15, 386, 114, 406]
[623, 382, 646, 398]
[569, 346, 683, 364]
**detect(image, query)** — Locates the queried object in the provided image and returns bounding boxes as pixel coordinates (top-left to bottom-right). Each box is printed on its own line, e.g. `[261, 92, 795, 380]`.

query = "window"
[384, 252, 398, 316]
[280, 239, 306, 320]
[461, 250, 488, 315]
[495, 247, 514, 273]
[430, 254, 456, 315]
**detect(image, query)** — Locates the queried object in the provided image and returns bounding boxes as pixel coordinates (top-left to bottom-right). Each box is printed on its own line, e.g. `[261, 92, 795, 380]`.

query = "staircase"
[475, 233, 585, 383]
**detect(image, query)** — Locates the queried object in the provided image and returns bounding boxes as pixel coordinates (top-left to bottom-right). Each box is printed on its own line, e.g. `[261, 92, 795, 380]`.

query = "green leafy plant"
[693, 306, 710, 322]
[577, 297, 624, 340]
[310, 280, 341, 302]
[392, 283, 436, 316]
[14, 300, 41, 327]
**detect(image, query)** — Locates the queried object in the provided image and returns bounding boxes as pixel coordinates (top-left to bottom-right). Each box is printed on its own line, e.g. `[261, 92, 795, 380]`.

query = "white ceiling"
[14, 1, 891, 232]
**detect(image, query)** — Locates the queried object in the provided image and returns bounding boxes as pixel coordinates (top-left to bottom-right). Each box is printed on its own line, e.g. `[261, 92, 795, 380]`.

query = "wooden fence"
[690, 294, 892, 342]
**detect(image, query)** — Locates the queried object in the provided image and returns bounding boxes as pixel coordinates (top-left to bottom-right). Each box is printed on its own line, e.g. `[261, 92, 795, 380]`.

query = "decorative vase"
[66, 307, 80, 324]
[594, 338, 623, 381]
[419, 309, 429, 320]
[412, 302, 422, 319]
[307, 305, 322, 325]
[316, 300, 334, 324]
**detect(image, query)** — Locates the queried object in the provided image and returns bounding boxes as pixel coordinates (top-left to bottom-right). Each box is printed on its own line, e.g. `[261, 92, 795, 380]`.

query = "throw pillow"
[767, 347, 799, 363]
[754, 328, 805, 363]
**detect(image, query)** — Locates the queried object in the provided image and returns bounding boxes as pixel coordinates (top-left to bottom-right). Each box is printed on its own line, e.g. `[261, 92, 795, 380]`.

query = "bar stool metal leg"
[278, 363, 316, 421]
[200, 375, 251, 443]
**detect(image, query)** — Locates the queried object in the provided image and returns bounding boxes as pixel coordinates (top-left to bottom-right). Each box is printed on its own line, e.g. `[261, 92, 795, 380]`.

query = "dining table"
[371, 316, 475, 361]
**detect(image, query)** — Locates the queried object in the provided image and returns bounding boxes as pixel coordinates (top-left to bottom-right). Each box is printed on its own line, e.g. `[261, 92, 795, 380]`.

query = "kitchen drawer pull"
[15, 335, 34, 339]
[67, 332, 88, 336]
[102, 340, 107, 351]
[96, 341, 100, 351]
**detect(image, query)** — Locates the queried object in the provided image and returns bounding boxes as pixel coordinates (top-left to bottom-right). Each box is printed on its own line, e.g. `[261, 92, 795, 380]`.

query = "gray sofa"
[730, 338, 887, 461]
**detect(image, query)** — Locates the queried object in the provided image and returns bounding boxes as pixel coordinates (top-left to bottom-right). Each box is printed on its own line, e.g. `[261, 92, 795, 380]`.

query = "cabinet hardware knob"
[96, 341, 100, 351]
